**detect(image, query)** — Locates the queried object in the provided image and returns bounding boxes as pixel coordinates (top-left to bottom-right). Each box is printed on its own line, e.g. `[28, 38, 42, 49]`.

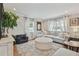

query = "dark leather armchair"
[12, 34, 28, 44]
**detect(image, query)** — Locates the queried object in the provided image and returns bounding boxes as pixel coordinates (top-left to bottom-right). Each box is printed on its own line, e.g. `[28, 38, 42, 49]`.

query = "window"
[29, 20, 34, 32]
[48, 19, 65, 32]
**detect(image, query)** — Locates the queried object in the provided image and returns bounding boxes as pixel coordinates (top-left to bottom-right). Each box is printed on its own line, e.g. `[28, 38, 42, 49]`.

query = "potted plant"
[2, 11, 19, 37]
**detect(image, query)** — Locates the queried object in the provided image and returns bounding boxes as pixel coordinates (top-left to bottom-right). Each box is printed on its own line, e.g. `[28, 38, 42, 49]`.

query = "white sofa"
[44, 35, 65, 44]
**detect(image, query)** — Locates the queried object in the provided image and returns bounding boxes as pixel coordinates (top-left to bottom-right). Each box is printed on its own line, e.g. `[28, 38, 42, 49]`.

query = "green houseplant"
[2, 11, 19, 37]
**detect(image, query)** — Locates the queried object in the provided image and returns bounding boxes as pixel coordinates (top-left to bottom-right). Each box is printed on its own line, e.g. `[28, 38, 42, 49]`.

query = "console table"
[0, 36, 15, 56]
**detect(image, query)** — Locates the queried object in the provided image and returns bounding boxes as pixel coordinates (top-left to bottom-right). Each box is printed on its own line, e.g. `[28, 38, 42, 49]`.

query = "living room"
[0, 3, 79, 56]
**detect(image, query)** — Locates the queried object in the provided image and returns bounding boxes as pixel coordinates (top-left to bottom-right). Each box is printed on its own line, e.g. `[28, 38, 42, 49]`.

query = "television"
[0, 3, 4, 39]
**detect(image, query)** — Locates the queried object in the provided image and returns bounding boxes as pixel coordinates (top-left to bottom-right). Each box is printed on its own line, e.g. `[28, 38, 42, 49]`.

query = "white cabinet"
[0, 45, 8, 56]
[0, 36, 14, 56]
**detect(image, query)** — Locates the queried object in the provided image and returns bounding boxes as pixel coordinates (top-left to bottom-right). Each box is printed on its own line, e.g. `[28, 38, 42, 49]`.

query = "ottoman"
[35, 37, 53, 55]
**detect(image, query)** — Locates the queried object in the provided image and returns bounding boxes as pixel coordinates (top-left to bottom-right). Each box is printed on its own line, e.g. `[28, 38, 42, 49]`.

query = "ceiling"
[3, 3, 79, 19]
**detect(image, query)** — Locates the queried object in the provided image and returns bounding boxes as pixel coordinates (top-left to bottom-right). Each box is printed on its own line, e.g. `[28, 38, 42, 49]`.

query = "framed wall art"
[37, 22, 42, 31]
[69, 17, 79, 26]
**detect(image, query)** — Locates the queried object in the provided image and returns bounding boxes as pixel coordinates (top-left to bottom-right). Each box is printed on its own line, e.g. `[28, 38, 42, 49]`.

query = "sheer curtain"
[48, 20, 56, 32]
[48, 18, 66, 32]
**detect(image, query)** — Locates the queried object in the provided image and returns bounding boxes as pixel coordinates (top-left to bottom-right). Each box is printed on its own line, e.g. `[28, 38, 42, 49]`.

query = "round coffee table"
[64, 41, 79, 52]
[35, 37, 53, 50]
[35, 37, 53, 55]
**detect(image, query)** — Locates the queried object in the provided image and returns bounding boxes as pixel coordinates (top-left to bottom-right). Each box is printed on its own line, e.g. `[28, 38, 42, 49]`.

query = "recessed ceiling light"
[13, 8, 16, 11]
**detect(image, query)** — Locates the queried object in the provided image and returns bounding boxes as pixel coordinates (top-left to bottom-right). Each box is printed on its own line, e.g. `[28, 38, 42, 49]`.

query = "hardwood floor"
[13, 45, 21, 56]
